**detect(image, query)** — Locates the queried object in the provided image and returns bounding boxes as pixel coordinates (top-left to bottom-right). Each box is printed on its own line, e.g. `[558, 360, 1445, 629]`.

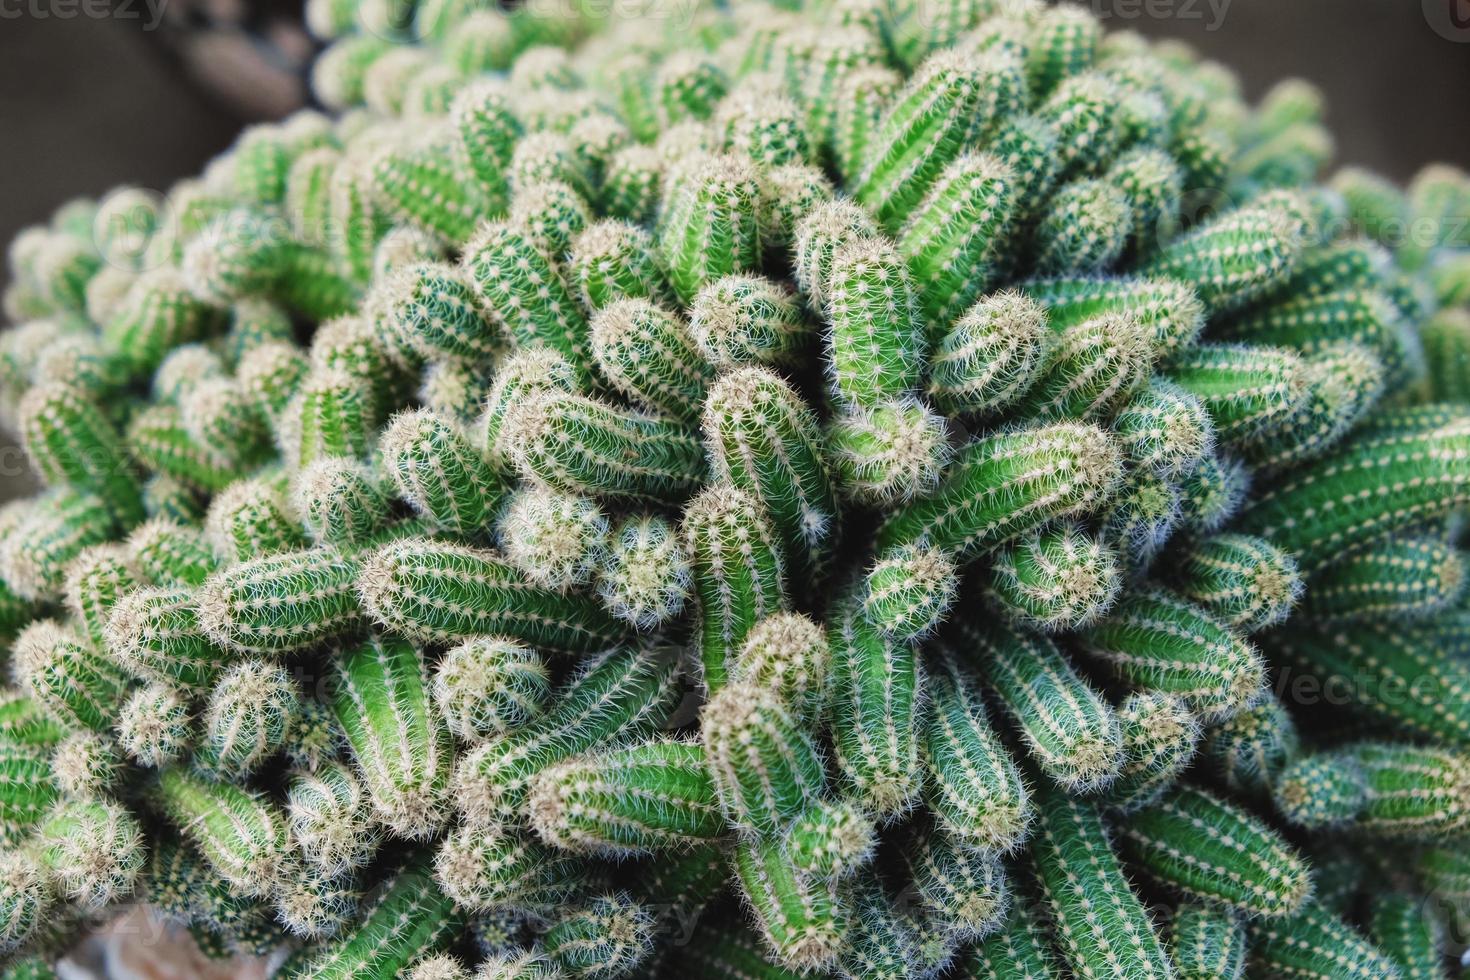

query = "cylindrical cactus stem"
[828, 590, 923, 817]
[270, 859, 360, 941]
[703, 367, 839, 585]
[0, 694, 65, 750]
[1037, 72, 1124, 179]
[876, 421, 1123, 562]
[279, 368, 378, 471]
[433, 822, 581, 914]
[732, 837, 848, 973]
[511, 179, 591, 262]
[104, 585, 221, 693]
[921, 647, 1031, 855]
[926, 289, 1050, 419]
[375, 262, 500, 362]
[126, 518, 219, 588]
[825, 397, 951, 508]
[543, 890, 656, 980]
[1246, 901, 1403, 980]
[906, 826, 1010, 941]
[832, 65, 898, 185]
[33, 798, 145, 914]
[701, 679, 827, 838]
[495, 484, 608, 593]
[1300, 536, 1467, 623]
[197, 547, 363, 655]
[451, 644, 681, 826]
[1111, 379, 1214, 478]
[152, 767, 288, 898]
[780, 799, 875, 882]
[368, 144, 481, 246]
[1099, 466, 1181, 574]
[982, 521, 1121, 632]
[1165, 343, 1310, 448]
[0, 852, 52, 955]
[1342, 742, 1470, 839]
[358, 536, 627, 651]
[682, 485, 788, 695]
[570, 220, 674, 311]
[1166, 902, 1246, 980]
[597, 514, 692, 631]
[196, 660, 300, 780]
[588, 299, 713, 422]
[856, 49, 1016, 228]
[725, 612, 828, 727]
[103, 267, 221, 375]
[286, 761, 378, 877]
[281, 694, 344, 773]
[1177, 451, 1251, 534]
[601, 144, 663, 225]
[897, 152, 1014, 333]
[965, 616, 1122, 794]
[293, 457, 394, 550]
[963, 896, 1060, 979]
[0, 743, 57, 847]
[18, 381, 142, 524]
[1366, 892, 1444, 980]
[1029, 781, 1175, 980]
[12, 620, 131, 736]
[141, 473, 207, 525]
[1011, 313, 1154, 424]
[293, 859, 462, 980]
[1266, 618, 1470, 746]
[1104, 692, 1201, 814]
[689, 274, 811, 371]
[1025, 4, 1099, 98]
[527, 738, 723, 855]
[793, 199, 878, 311]
[834, 877, 923, 980]
[329, 635, 454, 840]
[1271, 751, 1367, 831]
[824, 237, 926, 407]
[1031, 178, 1131, 276]
[1167, 533, 1303, 633]
[659, 152, 762, 305]
[0, 490, 118, 602]
[1239, 342, 1387, 475]
[453, 81, 520, 210]
[661, 922, 809, 980]
[861, 544, 956, 643]
[237, 341, 308, 419]
[1078, 587, 1265, 724]
[501, 390, 706, 504]
[116, 681, 194, 768]
[432, 637, 550, 743]
[462, 221, 591, 382]
[1118, 783, 1311, 918]
[205, 478, 308, 562]
[380, 409, 507, 537]
[1199, 694, 1299, 800]
[1020, 275, 1205, 368]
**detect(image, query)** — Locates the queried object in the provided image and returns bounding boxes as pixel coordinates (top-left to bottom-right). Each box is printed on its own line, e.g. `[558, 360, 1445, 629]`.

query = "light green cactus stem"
[983, 521, 1121, 632]
[358, 537, 627, 651]
[495, 485, 607, 594]
[103, 268, 220, 375]
[286, 761, 377, 877]
[452, 644, 679, 826]
[204, 478, 305, 562]
[570, 221, 673, 312]
[0, 744, 57, 845]
[830, 64, 895, 182]
[126, 518, 218, 588]
[293, 859, 462, 980]
[655, 50, 728, 125]
[1300, 536, 1466, 622]
[1111, 379, 1213, 478]
[1013, 313, 1154, 423]
[856, 49, 1016, 228]
[375, 263, 498, 363]
[379, 409, 505, 537]
[861, 544, 956, 643]
[926, 288, 1050, 418]
[18, 382, 142, 524]
[461, 221, 589, 379]
[369, 143, 480, 247]
[1032, 179, 1131, 276]
[432, 820, 580, 914]
[824, 237, 926, 407]
[1247, 901, 1404, 980]
[237, 341, 309, 419]
[116, 681, 193, 767]
[527, 738, 723, 855]
[1038, 72, 1125, 179]
[826, 397, 951, 508]
[1111, 147, 1182, 252]
[510, 130, 592, 200]
[12, 620, 130, 736]
[1103, 691, 1201, 813]
[453, 81, 521, 210]
[542, 891, 655, 980]
[1266, 617, 1470, 746]
[1168, 533, 1303, 633]
[921, 647, 1031, 855]
[1270, 752, 1366, 831]
[178, 378, 272, 471]
[601, 145, 663, 225]
[1199, 693, 1298, 799]
[432, 637, 549, 743]
[329, 635, 454, 840]
[293, 457, 393, 550]
[1021, 276, 1205, 365]
[0, 852, 51, 955]
[1367, 892, 1445, 980]
[1165, 343, 1310, 448]
[0, 490, 118, 602]
[1079, 587, 1265, 723]
[420, 358, 494, 430]
[1117, 783, 1310, 918]
[907, 826, 1009, 940]
[198, 660, 300, 779]
[1025, 4, 1099, 97]
[717, 88, 810, 169]
[876, 421, 1122, 561]
[658, 152, 762, 305]
[280, 372, 380, 473]
[588, 299, 712, 422]
[792, 199, 878, 312]
[104, 585, 219, 692]
[597, 514, 691, 631]
[33, 798, 144, 913]
[1419, 308, 1470, 404]
[702, 366, 838, 584]
[500, 389, 705, 503]
[197, 547, 362, 655]
[511, 180, 591, 260]
[154, 767, 289, 897]
[701, 677, 826, 838]
[964, 895, 1060, 980]
[828, 590, 922, 816]
[1167, 902, 1246, 980]
[778, 798, 875, 882]
[0, 694, 65, 750]
[1030, 781, 1175, 980]
[732, 837, 847, 973]
[965, 615, 1122, 793]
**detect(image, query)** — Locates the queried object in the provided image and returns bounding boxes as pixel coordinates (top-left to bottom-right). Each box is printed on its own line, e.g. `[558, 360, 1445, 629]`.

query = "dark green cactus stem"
[926, 289, 1050, 418]
[729, 611, 829, 721]
[1271, 751, 1367, 831]
[781, 799, 874, 881]
[18, 381, 142, 524]
[543, 890, 655, 979]
[198, 660, 300, 779]
[1299, 536, 1466, 622]
[1246, 900, 1404, 980]
[105, 585, 221, 693]
[1022, 276, 1205, 365]
[380, 409, 507, 536]
[589, 299, 712, 422]
[1200, 694, 1298, 799]
[1168, 532, 1303, 633]
[1105, 692, 1201, 813]
[0, 744, 57, 846]
[1167, 902, 1246, 980]
[982, 522, 1121, 632]
[1012, 313, 1153, 423]
[154, 767, 289, 898]
[432, 822, 579, 914]
[964, 895, 1060, 979]
[1367, 892, 1446, 980]
[907, 826, 1009, 940]
[702, 678, 826, 838]
[1166, 343, 1309, 447]
[198, 547, 363, 654]
[660, 153, 762, 305]
[1111, 379, 1214, 477]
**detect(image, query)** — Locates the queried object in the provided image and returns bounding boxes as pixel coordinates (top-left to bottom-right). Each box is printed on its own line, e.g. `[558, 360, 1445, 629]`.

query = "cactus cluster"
[1, 0, 1469, 977]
